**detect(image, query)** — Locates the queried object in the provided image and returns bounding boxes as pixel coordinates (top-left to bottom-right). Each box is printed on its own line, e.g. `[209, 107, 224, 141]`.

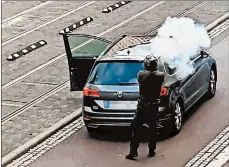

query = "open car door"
[62, 34, 111, 91]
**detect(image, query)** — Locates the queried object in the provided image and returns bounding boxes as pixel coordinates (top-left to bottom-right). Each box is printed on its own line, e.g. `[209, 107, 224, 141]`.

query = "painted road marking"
[102, 1, 132, 13]
[59, 17, 93, 34]
[6, 40, 47, 61]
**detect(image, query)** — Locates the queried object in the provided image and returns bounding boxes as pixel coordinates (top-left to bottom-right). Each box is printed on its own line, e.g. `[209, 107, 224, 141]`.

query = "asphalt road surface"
[1, 1, 229, 166]
[26, 33, 229, 167]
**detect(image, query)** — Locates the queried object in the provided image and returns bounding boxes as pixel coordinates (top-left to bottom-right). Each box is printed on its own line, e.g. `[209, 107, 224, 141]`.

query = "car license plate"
[104, 101, 110, 108]
[103, 101, 137, 110]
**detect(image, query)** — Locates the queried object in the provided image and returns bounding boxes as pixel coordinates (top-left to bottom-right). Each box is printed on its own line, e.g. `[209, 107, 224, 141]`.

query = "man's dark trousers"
[130, 101, 158, 151]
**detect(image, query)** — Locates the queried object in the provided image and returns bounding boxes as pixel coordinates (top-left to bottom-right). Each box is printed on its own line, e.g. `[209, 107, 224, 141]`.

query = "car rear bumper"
[82, 106, 173, 130]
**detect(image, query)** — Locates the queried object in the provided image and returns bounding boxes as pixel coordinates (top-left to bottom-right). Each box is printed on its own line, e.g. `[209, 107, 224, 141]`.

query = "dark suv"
[62, 34, 217, 136]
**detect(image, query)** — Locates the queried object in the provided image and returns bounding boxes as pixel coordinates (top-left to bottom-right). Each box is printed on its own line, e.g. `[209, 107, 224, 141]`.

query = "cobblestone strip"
[5, 117, 84, 167]
[185, 126, 229, 167]
[207, 146, 229, 167]
[208, 19, 229, 39]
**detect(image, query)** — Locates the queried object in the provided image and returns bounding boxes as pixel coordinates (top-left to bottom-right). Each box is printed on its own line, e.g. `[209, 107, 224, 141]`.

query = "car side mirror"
[200, 51, 208, 58]
[201, 54, 208, 58]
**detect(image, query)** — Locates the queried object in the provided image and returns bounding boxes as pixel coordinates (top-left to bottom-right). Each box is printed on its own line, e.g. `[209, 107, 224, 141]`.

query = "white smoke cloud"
[150, 16, 211, 79]
[114, 16, 211, 79]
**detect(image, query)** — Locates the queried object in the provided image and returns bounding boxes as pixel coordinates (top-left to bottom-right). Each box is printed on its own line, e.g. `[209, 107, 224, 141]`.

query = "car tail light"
[83, 115, 91, 121]
[83, 87, 100, 97]
[160, 87, 168, 96]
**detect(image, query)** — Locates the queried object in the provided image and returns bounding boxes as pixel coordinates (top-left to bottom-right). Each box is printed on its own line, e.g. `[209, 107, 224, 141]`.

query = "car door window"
[62, 34, 111, 91]
[68, 35, 111, 58]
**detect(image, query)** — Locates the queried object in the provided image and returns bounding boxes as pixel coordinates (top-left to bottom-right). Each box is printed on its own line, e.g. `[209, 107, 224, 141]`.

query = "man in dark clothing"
[126, 55, 165, 160]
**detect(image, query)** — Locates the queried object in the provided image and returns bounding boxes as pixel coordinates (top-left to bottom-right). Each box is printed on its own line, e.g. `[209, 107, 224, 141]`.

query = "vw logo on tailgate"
[116, 91, 123, 98]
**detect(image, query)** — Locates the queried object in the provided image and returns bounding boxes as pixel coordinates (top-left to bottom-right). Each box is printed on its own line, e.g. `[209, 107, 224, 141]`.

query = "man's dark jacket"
[137, 70, 165, 103]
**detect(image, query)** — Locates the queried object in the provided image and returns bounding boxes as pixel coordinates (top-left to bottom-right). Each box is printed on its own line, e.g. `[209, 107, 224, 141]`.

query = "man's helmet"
[143, 54, 158, 71]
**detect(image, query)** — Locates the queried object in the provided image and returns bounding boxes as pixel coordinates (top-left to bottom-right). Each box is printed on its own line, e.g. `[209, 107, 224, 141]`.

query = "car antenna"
[127, 50, 130, 55]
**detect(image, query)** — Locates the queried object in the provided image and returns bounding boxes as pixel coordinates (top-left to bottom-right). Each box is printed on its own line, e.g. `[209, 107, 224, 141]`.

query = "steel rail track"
[146, 1, 207, 35]
[1, 1, 164, 90]
[1, 1, 207, 123]
[2, 1, 95, 46]
[1, 80, 69, 123]
[2, 1, 206, 91]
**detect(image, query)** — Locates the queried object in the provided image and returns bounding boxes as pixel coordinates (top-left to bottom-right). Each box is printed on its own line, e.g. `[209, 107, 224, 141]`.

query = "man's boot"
[148, 148, 156, 157]
[125, 148, 138, 160]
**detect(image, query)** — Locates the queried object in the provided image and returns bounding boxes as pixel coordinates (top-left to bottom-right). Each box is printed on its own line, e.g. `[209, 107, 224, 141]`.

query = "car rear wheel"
[205, 68, 217, 99]
[171, 100, 183, 136]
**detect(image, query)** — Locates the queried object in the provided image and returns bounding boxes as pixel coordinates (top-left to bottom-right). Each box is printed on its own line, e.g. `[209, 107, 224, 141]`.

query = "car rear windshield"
[88, 62, 145, 85]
